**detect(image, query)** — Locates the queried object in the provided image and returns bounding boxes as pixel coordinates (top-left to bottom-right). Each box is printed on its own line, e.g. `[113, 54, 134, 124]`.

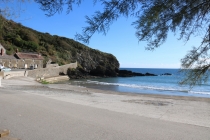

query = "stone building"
[0, 43, 44, 69]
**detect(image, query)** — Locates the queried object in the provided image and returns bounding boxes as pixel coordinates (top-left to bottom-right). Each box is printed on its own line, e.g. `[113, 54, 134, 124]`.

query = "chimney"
[16, 48, 19, 53]
[1, 48, 4, 56]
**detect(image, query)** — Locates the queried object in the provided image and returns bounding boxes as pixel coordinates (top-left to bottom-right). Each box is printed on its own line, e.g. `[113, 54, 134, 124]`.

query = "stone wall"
[0, 71, 28, 79]
[46, 63, 59, 68]
[0, 59, 43, 69]
[27, 62, 77, 78]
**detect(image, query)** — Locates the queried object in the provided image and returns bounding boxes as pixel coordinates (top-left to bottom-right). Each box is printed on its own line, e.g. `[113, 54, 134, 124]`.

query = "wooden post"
[0, 129, 20, 140]
[0, 76, 2, 87]
[0, 129, 10, 137]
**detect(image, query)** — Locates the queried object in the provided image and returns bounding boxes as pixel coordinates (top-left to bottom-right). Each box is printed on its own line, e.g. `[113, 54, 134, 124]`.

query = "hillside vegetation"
[0, 16, 119, 77]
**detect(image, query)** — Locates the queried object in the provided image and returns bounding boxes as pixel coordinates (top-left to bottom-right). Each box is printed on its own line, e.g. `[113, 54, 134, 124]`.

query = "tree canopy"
[2, 0, 210, 86]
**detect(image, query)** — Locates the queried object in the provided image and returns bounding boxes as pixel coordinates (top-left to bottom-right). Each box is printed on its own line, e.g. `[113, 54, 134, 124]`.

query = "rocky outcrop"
[67, 68, 158, 79]
[74, 49, 119, 77]
[161, 73, 172, 76]
[118, 70, 157, 77]
[145, 72, 157, 76]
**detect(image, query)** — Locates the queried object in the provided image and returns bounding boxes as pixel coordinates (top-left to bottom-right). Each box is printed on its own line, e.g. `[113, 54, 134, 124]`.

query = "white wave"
[73, 81, 83, 83]
[86, 80, 100, 83]
[188, 91, 210, 95]
[85, 80, 188, 92]
[82, 80, 210, 96]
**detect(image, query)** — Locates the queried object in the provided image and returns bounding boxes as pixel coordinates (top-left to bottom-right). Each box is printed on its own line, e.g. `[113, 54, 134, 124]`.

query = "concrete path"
[0, 89, 209, 140]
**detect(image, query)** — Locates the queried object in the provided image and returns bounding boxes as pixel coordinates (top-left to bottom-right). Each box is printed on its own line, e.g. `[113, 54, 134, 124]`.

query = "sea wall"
[0, 71, 28, 79]
[46, 63, 59, 68]
[27, 62, 77, 78]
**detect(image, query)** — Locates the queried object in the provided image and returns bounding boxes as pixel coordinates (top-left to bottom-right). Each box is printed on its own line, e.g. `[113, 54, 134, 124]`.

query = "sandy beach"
[0, 76, 210, 140]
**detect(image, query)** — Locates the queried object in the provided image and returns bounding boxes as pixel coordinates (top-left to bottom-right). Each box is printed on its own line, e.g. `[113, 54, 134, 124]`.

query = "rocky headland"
[67, 68, 159, 79]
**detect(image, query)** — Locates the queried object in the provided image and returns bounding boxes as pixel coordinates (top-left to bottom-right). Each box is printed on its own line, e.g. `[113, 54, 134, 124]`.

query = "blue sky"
[3, 0, 203, 68]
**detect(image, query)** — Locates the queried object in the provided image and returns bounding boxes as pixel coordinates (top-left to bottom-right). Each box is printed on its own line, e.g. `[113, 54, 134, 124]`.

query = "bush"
[67, 68, 76, 75]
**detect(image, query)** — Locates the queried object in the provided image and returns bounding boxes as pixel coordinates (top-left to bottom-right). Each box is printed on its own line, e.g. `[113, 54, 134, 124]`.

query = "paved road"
[0, 89, 209, 140]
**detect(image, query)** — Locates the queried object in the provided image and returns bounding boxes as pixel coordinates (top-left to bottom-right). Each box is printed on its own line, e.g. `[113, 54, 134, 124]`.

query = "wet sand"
[0, 76, 210, 140]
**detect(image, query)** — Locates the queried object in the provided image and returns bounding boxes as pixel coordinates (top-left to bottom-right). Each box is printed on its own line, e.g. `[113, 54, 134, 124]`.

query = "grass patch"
[40, 80, 50, 84]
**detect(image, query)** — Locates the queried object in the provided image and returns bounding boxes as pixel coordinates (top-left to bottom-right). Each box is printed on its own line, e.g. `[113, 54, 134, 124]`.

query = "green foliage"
[22, 41, 38, 51]
[40, 79, 50, 84]
[180, 44, 210, 86]
[179, 69, 210, 87]
[67, 68, 76, 75]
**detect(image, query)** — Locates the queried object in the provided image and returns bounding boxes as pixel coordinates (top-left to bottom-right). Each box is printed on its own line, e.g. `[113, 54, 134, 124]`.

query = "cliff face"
[75, 48, 119, 76]
[0, 16, 119, 76]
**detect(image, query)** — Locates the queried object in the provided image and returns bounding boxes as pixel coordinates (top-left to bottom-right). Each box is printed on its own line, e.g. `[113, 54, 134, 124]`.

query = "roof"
[0, 55, 16, 59]
[15, 52, 44, 60]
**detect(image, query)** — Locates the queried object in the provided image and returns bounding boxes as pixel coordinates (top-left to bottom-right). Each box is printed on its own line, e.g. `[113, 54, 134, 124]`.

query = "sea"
[60, 68, 210, 98]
